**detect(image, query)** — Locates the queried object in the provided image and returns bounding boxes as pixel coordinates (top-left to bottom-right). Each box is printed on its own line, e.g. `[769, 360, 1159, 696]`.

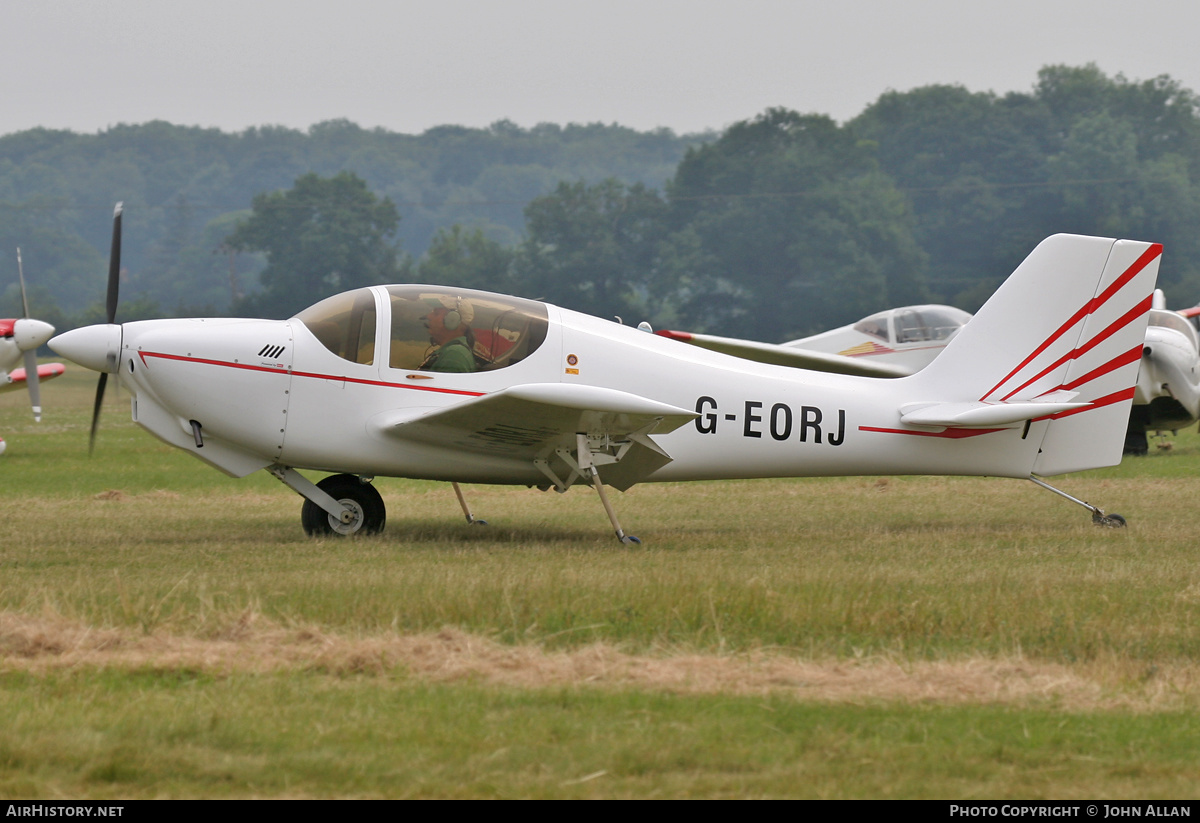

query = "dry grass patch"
[2, 611, 1197, 712]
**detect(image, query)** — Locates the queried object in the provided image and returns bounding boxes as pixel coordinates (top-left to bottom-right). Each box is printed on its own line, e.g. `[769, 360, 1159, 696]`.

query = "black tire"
[300, 474, 386, 536]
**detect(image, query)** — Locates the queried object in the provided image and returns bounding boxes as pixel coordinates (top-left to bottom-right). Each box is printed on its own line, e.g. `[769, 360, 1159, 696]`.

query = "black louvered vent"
[258, 344, 285, 359]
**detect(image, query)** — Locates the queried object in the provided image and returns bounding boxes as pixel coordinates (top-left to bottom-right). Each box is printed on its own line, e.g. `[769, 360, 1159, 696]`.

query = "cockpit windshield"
[294, 286, 550, 372]
[294, 289, 378, 365]
[852, 312, 890, 341]
[386, 286, 549, 371]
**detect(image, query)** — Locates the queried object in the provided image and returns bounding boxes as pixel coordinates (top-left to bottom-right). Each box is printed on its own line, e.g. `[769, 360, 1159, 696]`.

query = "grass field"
[1, 368, 1199, 798]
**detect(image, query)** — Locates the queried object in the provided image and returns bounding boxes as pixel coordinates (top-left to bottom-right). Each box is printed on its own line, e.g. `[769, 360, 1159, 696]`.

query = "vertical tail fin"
[912, 234, 1162, 475]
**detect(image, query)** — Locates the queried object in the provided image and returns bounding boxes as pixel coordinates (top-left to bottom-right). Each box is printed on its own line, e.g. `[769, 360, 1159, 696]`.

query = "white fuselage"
[112, 292, 1045, 487]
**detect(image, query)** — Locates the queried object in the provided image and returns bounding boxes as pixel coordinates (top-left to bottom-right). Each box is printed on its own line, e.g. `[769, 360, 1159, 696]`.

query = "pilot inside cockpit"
[419, 295, 478, 372]
[379, 286, 549, 372]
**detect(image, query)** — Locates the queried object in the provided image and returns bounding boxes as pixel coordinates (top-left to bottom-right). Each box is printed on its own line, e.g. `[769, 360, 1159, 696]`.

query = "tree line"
[0, 118, 699, 326]
[7, 64, 1200, 342]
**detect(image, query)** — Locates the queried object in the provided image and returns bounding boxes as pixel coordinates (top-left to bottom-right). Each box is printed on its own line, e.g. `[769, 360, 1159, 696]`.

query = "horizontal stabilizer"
[899, 396, 1089, 428]
[655, 329, 909, 378]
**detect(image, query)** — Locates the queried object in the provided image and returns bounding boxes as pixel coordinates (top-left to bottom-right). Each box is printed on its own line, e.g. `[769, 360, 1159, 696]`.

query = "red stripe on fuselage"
[136, 351, 487, 397]
[858, 426, 1006, 439]
[983, 243, 1161, 400]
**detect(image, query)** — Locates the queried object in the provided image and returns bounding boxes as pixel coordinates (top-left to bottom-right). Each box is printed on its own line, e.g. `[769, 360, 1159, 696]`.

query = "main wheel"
[301, 474, 386, 536]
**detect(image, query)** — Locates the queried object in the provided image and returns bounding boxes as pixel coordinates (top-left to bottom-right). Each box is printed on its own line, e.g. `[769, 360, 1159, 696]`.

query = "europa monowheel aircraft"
[0, 248, 65, 454]
[51, 204, 1162, 540]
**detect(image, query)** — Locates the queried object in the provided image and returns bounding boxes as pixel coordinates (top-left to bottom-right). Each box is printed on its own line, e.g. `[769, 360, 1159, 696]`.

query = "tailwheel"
[1028, 475, 1128, 529]
[301, 474, 386, 536]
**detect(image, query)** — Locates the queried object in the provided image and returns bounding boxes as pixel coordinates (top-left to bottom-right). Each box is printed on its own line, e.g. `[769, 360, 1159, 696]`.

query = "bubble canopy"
[294, 286, 550, 371]
[852, 305, 971, 344]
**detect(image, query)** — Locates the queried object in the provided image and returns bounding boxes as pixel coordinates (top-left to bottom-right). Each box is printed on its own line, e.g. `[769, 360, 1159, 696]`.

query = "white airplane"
[0, 249, 65, 455]
[50, 205, 1161, 539]
[656, 304, 972, 378]
[1120, 291, 1200, 454]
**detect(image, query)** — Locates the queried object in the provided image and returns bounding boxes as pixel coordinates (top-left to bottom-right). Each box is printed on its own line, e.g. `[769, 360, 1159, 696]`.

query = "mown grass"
[1, 669, 1198, 799]
[2, 368, 1200, 797]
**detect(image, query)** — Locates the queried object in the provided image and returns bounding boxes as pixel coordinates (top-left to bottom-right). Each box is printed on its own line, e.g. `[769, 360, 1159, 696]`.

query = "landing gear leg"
[1028, 475, 1127, 528]
[577, 433, 641, 545]
[451, 482, 488, 526]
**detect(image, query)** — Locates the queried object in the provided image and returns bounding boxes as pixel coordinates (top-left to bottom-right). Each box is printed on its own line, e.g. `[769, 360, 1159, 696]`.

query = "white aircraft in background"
[1118, 291, 1200, 454]
[0, 249, 65, 455]
[51, 205, 1160, 539]
[656, 304, 972, 378]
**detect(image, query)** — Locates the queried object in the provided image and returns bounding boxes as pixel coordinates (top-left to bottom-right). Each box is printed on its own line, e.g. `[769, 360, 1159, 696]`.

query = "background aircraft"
[0, 249, 65, 454]
[51, 207, 1160, 539]
[1120, 292, 1200, 454]
[656, 304, 971, 379]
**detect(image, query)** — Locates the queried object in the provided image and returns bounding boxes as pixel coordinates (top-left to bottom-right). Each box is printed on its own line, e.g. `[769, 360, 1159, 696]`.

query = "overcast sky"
[1, 1, 1195, 137]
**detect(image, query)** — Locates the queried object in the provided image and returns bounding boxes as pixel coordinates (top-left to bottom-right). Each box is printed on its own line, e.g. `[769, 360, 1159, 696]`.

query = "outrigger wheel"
[301, 473, 386, 536]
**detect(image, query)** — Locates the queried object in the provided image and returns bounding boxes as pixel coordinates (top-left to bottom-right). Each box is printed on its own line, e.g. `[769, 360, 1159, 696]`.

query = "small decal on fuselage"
[693, 396, 846, 445]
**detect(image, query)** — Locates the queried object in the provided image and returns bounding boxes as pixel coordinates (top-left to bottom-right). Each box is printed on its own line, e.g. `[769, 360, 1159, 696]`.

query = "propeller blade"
[23, 351, 41, 422]
[89, 372, 107, 455]
[106, 203, 123, 325]
[16, 247, 30, 318]
[90, 202, 123, 453]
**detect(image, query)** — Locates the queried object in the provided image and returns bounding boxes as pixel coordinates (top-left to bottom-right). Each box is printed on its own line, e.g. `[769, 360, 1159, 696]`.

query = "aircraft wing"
[655, 330, 910, 378]
[0, 363, 65, 394]
[371, 383, 699, 489]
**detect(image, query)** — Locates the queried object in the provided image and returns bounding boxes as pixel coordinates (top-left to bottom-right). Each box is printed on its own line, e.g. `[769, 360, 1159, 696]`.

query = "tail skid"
[906, 234, 1162, 476]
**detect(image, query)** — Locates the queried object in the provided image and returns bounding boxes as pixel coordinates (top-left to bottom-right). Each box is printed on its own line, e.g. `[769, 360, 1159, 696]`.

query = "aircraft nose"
[49, 324, 122, 373]
[13, 318, 55, 351]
